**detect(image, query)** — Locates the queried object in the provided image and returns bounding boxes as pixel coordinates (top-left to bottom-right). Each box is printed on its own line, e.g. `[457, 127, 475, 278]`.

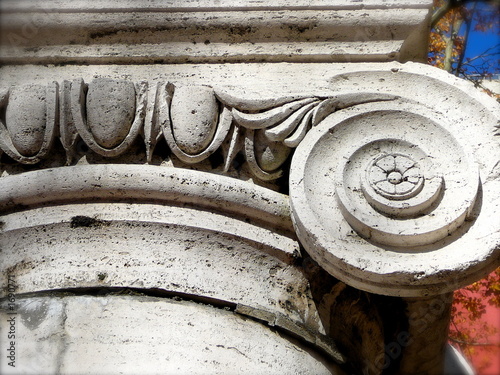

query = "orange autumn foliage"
[429, 0, 499, 99]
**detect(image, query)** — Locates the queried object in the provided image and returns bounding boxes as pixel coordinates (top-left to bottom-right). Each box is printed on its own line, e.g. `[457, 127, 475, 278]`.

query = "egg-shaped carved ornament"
[158, 83, 232, 164]
[86, 79, 136, 149]
[71, 78, 147, 157]
[0, 83, 58, 164]
[289, 98, 499, 298]
[170, 85, 219, 155]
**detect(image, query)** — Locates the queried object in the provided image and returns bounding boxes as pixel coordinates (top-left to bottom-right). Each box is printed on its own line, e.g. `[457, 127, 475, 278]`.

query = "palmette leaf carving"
[218, 92, 398, 180]
[231, 98, 318, 130]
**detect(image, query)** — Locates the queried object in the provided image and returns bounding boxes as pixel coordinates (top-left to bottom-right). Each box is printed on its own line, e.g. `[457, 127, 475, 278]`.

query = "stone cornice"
[0, 0, 434, 12]
[0, 1, 432, 64]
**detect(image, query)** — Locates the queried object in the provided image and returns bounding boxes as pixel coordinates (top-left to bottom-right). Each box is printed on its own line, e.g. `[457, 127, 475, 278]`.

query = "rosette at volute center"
[289, 98, 498, 297]
[334, 135, 462, 247]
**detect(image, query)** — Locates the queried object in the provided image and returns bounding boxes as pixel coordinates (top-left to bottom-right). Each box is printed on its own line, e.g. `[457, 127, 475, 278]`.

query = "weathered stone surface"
[0, 295, 341, 374]
[0, 165, 294, 231]
[0, 2, 496, 372]
[0, 166, 338, 343]
[170, 85, 219, 155]
[0, 1, 432, 64]
[0, 203, 302, 317]
[85, 79, 136, 149]
[253, 129, 291, 172]
[0, 0, 435, 11]
[286, 63, 499, 298]
[4, 85, 46, 156]
[1, 64, 498, 300]
[0, 83, 58, 165]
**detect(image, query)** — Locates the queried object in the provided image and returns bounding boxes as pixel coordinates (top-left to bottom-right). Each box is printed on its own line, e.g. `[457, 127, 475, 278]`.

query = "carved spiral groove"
[288, 99, 493, 296]
[334, 135, 468, 247]
[319, 111, 478, 247]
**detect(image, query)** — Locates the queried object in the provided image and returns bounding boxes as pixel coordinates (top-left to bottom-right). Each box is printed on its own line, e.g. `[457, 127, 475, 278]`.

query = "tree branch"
[443, 12, 463, 72]
[450, 337, 500, 347]
[431, 1, 455, 29]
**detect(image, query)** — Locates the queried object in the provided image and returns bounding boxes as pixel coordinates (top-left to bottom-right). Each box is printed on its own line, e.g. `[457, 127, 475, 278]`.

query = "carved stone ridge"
[0, 78, 396, 182]
[0, 0, 433, 65]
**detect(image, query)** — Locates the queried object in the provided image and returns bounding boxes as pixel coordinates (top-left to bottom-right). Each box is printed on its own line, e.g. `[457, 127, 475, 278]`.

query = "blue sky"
[461, 3, 499, 76]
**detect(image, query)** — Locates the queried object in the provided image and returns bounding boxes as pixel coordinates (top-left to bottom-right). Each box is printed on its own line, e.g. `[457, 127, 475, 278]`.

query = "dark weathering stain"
[70, 216, 108, 228]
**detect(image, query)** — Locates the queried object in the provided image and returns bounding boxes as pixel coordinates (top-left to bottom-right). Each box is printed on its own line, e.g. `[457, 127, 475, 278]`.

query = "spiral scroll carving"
[1, 71, 498, 297]
[335, 132, 477, 247]
[288, 98, 498, 297]
[291, 107, 480, 248]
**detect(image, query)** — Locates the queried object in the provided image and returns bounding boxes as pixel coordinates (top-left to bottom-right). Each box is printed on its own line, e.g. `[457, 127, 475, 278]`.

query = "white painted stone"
[0, 295, 343, 375]
[0, 203, 303, 317]
[0, 297, 65, 374]
[329, 113, 478, 247]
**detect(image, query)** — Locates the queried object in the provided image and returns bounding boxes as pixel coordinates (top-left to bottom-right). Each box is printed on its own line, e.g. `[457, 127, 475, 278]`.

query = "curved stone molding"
[0, 164, 294, 233]
[289, 94, 499, 297]
[0, 203, 312, 332]
[0, 82, 58, 164]
[0, 166, 344, 364]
